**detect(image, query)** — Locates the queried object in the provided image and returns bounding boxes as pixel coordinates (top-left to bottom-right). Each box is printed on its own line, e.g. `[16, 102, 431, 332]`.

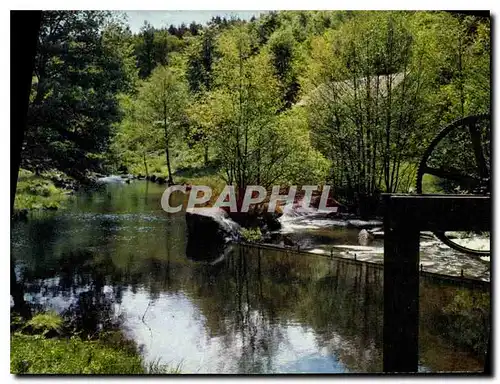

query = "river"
[11, 180, 490, 373]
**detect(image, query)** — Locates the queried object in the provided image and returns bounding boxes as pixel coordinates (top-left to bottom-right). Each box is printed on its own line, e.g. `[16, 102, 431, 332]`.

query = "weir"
[237, 242, 490, 291]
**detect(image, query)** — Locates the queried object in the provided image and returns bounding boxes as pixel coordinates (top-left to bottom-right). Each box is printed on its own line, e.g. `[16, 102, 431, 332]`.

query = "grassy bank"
[14, 169, 73, 212]
[11, 333, 145, 374]
[11, 312, 180, 374]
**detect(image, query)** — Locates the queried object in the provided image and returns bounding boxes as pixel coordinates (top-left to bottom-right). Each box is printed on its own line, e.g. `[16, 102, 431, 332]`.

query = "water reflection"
[10, 181, 489, 373]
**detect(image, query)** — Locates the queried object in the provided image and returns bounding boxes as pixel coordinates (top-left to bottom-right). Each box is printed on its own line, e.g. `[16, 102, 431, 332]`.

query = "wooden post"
[383, 194, 420, 372]
[484, 329, 492, 374]
[10, 11, 41, 320]
[382, 194, 490, 374]
[11, 11, 41, 214]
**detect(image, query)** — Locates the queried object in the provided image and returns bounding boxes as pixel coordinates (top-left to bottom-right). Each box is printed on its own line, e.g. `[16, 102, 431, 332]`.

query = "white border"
[1, 2, 498, 383]
[1, 1, 499, 10]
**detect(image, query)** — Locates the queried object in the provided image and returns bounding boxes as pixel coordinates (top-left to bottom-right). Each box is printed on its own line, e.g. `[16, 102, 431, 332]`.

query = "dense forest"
[21, 10, 491, 208]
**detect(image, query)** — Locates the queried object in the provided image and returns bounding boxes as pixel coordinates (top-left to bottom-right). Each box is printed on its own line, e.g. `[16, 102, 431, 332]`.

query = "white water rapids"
[276, 202, 490, 281]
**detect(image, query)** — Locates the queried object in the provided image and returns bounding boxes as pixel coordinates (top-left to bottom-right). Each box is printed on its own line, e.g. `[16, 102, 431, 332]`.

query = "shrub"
[240, 227, 263, 242]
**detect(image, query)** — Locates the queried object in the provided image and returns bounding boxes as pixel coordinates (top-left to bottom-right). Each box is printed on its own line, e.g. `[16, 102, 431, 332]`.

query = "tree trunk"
[143, 152, 149, 177]
[163, 98, 174, 185]
[165, 139, 174, 185]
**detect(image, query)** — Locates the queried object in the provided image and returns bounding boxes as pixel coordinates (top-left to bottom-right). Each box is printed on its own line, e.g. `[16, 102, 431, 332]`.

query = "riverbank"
[13, 169, 76, 217]
[11, 180, 490, 373]
[10, 312, 180, 374]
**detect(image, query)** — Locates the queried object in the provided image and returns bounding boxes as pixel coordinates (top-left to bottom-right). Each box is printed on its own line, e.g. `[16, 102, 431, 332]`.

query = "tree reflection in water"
[11, 185, 489, 373]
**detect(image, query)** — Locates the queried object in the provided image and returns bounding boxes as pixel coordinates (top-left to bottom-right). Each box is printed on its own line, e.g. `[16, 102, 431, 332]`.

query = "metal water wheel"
[415, 114, 491, 256]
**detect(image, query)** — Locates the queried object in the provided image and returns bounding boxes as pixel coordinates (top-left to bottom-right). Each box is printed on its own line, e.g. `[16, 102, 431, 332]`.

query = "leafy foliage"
[137, 66, 189, 183]
[26, 311, 63, 335]
[240, 227, 263, 242]
[301, 11, 489, 202]
[21, 11, 490, 209]
[24, 11, 135, 181]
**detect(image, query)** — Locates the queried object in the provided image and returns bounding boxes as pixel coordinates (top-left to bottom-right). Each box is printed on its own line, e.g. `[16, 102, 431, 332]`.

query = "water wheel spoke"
[422, 165, 480, 186]
[416, 115, 491, 256]
[468, 120, 489, 179]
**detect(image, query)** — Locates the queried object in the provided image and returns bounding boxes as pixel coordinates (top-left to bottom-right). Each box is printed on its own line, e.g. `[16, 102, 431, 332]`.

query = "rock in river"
[185, 208, 241, 261]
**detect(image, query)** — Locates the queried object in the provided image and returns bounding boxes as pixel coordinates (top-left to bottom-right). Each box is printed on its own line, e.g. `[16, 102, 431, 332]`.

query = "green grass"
[146, 359, 183, 374]
[240, 227, 263, 242]
[122, 142, 223, 187]
[14, 169, 69, 211]
[177, 174, 226, 195]
[11, 312, 182, 375]
[125, 142, 210, 177]
[11, 333, 145, 374]
[26, 312, 63, 335]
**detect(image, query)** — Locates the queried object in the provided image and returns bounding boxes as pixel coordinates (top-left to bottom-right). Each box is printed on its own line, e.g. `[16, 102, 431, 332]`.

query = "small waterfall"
[218, 215, 242, 242]
[278, 198, 345, 233]
[279, 201, 318, 222]
[96, 175, 125, 184]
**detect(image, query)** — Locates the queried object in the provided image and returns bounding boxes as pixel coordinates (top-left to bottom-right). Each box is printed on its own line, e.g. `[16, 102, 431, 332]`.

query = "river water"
[11, 180, 490, 373]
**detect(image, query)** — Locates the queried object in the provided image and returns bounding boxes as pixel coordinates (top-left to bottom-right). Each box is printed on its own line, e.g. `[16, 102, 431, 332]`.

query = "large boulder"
[229, 211, 282, 234]
[185, 208, 241, 261]
[228, 202, 283, 234]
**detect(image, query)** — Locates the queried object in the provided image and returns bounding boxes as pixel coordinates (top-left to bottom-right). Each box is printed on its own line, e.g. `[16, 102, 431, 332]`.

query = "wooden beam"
[384, 194, 490, 232]
[382, 194, 490, 373]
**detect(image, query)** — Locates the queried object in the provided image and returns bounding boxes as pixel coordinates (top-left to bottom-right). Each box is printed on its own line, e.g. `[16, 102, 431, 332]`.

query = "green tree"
[186, 28, 218, 94]
[255, 11, 280, 46]
[303, 11, 446, 201]
[434, 14, 490, 121]
[185, 28, 220, 164]
[110, 94, 159, 177]
[136, 66, 188, 184]
[267, 27, 301, 109]
[185, 93, 216, 167]
[135, 21, 156, 78]
[211, 26, 282, 194]
[24, 11, 135, 180]
[198, 25, 329, 198]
